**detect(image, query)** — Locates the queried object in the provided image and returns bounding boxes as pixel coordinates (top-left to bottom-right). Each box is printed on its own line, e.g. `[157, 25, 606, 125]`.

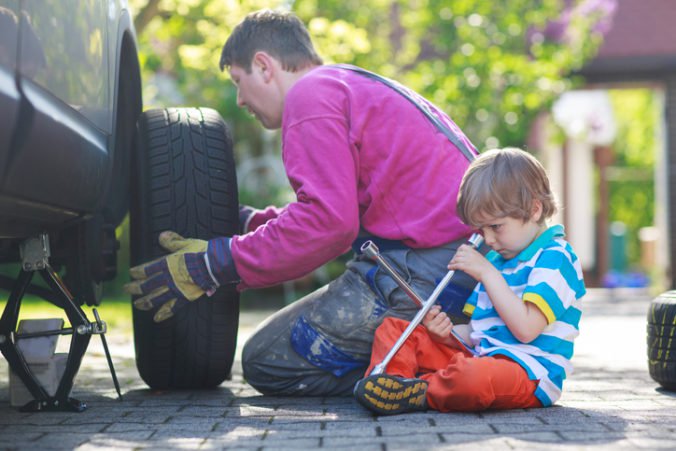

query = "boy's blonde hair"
[456, 147, 557, 226]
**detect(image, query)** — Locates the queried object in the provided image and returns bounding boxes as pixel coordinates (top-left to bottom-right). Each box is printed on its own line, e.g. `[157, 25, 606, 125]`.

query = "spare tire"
[130, 107, 240, 389]
[647, 290, 676, 391]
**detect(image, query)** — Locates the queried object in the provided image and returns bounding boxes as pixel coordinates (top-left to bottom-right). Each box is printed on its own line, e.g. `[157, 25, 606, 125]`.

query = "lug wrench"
[361, 233, 484, 375]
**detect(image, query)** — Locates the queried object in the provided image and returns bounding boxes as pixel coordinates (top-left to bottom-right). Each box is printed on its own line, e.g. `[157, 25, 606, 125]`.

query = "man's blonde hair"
[456, 147, 557, 226]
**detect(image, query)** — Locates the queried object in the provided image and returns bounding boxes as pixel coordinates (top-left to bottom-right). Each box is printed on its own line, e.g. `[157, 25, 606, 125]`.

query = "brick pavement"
[0, 288, 675, 450]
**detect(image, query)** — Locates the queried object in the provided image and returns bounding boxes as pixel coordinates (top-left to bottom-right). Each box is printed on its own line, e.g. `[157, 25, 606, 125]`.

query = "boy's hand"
[423, 305, 454, 343]
[448, 243, 494, 282]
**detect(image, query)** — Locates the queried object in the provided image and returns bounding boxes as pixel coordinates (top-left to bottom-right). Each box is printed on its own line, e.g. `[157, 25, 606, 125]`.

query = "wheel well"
[102, 31, 142, 227]
[119, 32, 143, 125]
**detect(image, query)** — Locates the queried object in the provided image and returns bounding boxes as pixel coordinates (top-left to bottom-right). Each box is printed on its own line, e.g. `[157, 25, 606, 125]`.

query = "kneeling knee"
[241, 342, 275, 393]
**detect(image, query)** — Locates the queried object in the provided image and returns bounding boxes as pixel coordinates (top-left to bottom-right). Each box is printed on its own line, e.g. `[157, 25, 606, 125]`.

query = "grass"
[0, 287, 288, 335]
[0, 296, 133, 332]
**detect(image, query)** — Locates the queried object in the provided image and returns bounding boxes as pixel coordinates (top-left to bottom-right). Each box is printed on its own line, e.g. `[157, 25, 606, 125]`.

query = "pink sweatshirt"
[231, 65, 476, 289]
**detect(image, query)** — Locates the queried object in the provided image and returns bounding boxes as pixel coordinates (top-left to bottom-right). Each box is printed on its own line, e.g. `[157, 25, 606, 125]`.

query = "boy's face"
[229, 62, 283, 129]
[474, 210, 544, 260]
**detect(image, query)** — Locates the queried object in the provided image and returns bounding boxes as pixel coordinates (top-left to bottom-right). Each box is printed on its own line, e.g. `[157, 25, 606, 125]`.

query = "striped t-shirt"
[463, 224, 586, 406]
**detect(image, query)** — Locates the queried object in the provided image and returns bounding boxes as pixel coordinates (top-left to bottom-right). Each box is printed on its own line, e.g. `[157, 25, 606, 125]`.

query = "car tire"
[130, 107, 240, 389]
[647, 290, 676, 391]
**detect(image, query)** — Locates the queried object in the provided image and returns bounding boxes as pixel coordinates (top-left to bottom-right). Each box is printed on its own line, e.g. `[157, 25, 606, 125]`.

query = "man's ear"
[251, 51, 275, 83]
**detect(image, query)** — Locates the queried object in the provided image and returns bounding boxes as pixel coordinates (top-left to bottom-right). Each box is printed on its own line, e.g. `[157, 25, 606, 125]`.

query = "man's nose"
[236, 91, 245, 107]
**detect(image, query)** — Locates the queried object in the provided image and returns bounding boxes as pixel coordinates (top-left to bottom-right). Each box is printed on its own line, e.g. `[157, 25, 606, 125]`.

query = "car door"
[0, 1, 21, 180]
[1, 0, 112, 225]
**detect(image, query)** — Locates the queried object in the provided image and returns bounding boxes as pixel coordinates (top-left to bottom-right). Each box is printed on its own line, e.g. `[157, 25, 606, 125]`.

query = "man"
[125, 9, 477, 396]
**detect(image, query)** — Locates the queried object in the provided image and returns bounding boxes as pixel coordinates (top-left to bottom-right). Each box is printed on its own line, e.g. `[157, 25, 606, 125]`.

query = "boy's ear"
[252, 51, 275, 83]
[531, 200, 543, 223]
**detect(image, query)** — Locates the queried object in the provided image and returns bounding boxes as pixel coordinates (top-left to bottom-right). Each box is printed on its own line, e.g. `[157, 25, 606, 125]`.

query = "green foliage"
[295, 0, 604, 150]
[131, 0, 605, 155]
[0, 297, 133, 331]
[607, 89, 658, 265]
[130, 0, 286, 189]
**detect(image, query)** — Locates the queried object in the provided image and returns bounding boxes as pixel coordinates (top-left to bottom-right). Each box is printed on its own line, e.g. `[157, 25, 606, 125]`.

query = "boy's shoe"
[353, 374, 428, 415]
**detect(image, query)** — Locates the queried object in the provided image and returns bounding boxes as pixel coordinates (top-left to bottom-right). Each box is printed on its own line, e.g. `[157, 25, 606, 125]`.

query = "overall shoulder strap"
[333, 64, 476, 161]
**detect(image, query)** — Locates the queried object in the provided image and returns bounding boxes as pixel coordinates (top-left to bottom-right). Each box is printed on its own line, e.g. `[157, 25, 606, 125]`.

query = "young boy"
[353, 147, 586, 414]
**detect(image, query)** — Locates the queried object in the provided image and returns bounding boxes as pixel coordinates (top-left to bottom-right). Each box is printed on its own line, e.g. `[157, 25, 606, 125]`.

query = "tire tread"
[647, 291, 676, 391]
[130, 107, 239, 389]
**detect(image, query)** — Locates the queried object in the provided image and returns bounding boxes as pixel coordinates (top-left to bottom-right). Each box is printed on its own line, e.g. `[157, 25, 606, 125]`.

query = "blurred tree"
[607, 89, 657, 266]
[297, 0, 612, 149]
[129, 0, 610, 168]
[130, 0, 268, 190]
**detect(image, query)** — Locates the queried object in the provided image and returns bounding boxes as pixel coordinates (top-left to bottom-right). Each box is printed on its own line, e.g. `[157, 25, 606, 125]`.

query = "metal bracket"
[19, 234, 50, 272]
[0, 233, 122, 412]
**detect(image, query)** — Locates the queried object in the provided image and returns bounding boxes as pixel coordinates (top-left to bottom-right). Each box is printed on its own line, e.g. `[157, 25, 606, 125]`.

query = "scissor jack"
[0, 234, 121, 412]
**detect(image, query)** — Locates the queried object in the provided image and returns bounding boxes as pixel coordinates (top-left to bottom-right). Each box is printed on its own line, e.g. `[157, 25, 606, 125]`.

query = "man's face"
[229, 63, 282, 129]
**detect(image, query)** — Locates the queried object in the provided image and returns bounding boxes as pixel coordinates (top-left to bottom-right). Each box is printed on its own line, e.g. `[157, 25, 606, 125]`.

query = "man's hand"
[124, 231, 238, 322]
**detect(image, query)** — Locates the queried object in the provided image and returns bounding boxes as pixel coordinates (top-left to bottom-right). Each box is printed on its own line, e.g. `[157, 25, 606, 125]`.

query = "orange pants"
[365, 317, 542, 412]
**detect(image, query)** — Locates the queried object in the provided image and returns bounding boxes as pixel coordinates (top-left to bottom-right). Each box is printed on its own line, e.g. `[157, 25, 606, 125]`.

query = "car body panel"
[3, 78, 109, 214]
[0, 0, 138, 239]
[0, 1, 21, 176]
[18, 0, 110, 133]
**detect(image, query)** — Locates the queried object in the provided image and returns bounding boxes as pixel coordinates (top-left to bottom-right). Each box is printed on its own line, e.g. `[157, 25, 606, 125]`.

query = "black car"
[0, 1, 239, 398]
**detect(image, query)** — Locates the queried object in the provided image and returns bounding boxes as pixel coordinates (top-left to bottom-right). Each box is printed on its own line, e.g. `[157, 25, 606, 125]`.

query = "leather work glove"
[124, 231, 239, 322]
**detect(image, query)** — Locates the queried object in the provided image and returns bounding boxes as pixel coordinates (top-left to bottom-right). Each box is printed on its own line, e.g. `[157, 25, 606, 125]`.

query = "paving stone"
[330, 431, 441, 447]
[381, 420, 494, 436]
[76, 430, 156, 449]
[259, 437, 320, 448]
[1, 291, 675, 449]
[200, 440, 262, 450]
[207, 426, 267, 441]
[557, 430, 635, 443]
[495, 421, 617, 435]
[319, 444, 383, 451]
[0, 431, 44, 444]
[212, 418, 272, 433]
[322, 435, 390, 447]
[5, 423, 107, 434]
[148, 422, 220, 435]
[266, 419, 323, 431]
[501, 431, 565, 444]
[321, 420, 378, 436]
[29, 432, 102, 449]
